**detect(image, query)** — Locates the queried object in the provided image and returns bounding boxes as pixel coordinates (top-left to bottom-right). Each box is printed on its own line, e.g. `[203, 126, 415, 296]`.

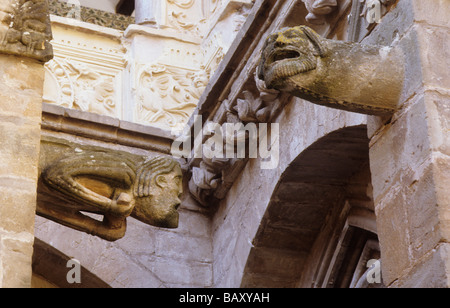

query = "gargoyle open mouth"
[263, 46, 317, 86]
[258, 26, 327, 87]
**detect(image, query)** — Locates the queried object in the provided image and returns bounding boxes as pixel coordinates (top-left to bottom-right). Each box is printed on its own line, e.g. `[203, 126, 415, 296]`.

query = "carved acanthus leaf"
[235, 91, 270, 123]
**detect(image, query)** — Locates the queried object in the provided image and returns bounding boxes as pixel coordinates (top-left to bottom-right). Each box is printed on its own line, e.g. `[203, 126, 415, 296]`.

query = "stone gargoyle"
[37, 140, 183, 241]
[258, 26, 404, 115]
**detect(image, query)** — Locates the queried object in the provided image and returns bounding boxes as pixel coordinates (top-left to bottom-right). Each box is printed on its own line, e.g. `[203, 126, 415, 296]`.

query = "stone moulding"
[47, 0, 135, 31]
[41, 103, 176, 154]
[258, 25, 404, 115]
[37, 136, 183, 241]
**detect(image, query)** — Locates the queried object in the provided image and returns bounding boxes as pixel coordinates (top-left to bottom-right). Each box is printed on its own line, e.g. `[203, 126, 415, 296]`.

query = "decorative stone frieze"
[48, 0, 135, 31]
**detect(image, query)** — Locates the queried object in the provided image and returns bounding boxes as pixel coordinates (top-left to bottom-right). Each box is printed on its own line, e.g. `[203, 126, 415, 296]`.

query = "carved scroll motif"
[0, 0, 53, 61]
[258, 26, 404, 115]
[38, 146, 183, 241]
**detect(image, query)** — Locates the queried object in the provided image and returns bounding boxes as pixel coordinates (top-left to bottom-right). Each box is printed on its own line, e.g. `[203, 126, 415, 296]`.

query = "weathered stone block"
[393, 243, 450, 288]
[375, 190, 411, 285]
[0, 122, 41, 179]
[0, 186, 37, 234]
[416, 25, 450, 90]
[403, 163, 442, 261]
[433, 155, 450, 242]
[369, 95, 432, 204]
[0, 56, 44, 120]
[0, 234, 34, 288]
[424, 91, 450, 156]
[412, 0, 450, 28]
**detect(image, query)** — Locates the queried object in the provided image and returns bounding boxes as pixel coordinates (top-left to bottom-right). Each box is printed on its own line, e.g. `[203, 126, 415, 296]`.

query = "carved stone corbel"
[188, 156, 229, 206]
[0, 0, 53, 62]
[233, 73, 283, 123]
[258, 26, 404, 115]
[303, 0, 339, 25]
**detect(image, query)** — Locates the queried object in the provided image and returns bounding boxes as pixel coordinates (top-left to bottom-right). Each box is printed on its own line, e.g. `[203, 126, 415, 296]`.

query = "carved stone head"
[132, 156, 183, 228]
[39, 150, 183, 240]
[258, 25, 404, 115]
[258, 26, 326, 89]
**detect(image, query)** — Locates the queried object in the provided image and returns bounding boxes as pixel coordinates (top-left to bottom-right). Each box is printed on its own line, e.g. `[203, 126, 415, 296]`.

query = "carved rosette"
[0, 0, 53, 62]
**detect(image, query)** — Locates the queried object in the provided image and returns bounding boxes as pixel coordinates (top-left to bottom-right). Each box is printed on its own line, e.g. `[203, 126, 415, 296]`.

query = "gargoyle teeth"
[270, 49, 301, 63]
[268, 58, 317, 83]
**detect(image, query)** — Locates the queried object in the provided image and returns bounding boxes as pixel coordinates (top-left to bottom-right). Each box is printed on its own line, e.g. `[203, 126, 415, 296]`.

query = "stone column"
[135, 0, 159, 27]
[368, 0, 450, 287]
[0, 0, 53, 287]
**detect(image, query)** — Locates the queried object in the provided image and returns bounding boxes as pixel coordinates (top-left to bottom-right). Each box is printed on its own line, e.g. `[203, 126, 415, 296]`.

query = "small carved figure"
[258, 26, 404, 115]
[0, 0, 52, 61]
[0, 0, 14, 45]
[303, 0, 338, 25]
[38, 151, 183, 241]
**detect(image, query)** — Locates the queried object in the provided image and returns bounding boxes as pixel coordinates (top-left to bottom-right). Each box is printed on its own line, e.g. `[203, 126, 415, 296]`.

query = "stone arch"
[32, 238, 110, 288]
[240, 124, 380, 287]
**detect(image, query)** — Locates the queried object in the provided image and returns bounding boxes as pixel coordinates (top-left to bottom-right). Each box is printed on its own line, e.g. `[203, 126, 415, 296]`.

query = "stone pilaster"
[368, 0, 450, 287]
[0, 0, 52, 287]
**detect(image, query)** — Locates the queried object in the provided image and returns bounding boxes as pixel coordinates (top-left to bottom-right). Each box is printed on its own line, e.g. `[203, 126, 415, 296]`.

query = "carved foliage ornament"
[258, 26, 404, 115]
[44, 58, 116, 117]
[38, 150, 183, 241]
[0, 0, 53, 61]
[136, 63, 208, 129]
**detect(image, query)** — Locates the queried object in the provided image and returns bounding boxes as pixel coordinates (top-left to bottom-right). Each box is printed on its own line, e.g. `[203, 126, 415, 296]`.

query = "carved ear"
[155, 174, 168, 188]
[301, 26, 326, 57]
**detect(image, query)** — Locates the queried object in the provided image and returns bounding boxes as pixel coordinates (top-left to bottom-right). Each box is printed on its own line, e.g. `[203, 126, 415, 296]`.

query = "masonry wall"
[0, 55, 45, 287]
[211, 96, 367, 287]
[365, 0, 450, 287]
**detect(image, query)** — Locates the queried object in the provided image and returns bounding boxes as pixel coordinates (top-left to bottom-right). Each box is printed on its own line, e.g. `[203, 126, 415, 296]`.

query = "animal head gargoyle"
[258, 26, 404, 115]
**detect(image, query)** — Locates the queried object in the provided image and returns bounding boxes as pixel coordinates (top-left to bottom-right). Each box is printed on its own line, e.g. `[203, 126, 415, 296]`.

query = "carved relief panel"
[44, 57, 118, 117]
[134, 63, 209, 130]
[42, 18, 126, 119]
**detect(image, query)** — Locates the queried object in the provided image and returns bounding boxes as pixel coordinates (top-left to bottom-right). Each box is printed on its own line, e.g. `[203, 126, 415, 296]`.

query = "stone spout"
[258, 26, 404, 115]
[37, 137, 183, 241]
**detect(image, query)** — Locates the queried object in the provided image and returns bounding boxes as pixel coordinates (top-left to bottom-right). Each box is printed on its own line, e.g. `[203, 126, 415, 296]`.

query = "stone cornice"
[41, 103, 175, 154]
